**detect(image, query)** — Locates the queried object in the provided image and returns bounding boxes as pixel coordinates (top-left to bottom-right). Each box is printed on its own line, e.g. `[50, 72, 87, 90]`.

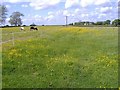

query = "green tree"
[0, 5, 8, 26]
[112, 19, 120, 26]
[104, 20, 111, 25]
[9, 12, 24, 26]
[95, 21, 103, 25]
[69, 23, 73, 25]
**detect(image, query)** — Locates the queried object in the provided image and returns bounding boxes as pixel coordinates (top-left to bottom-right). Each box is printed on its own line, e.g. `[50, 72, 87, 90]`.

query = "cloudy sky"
[2, 0, 119, 25]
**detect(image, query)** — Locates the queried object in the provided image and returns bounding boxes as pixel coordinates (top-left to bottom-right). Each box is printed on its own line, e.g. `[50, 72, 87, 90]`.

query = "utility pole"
[65, 16, 68, 26]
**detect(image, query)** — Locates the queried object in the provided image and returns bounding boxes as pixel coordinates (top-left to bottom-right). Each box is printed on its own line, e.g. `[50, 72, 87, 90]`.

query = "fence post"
[12, 32, 14, 46]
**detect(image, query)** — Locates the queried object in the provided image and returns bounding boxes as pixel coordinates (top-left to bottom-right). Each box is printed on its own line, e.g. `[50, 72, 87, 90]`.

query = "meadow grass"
[2, 26, 118, 88]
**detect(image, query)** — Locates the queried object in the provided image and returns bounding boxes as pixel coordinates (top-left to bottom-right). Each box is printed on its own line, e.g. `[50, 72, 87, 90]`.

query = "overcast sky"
[2, 0, 119, 25]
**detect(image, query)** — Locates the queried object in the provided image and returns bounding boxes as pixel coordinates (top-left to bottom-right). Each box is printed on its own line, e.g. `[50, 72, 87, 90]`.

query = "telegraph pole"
[65, 16, 68, 26]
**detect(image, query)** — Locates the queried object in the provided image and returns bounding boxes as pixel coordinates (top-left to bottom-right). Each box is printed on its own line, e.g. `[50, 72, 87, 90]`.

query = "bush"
[30, 23, 36, 26]
[5, 25, 9, 27]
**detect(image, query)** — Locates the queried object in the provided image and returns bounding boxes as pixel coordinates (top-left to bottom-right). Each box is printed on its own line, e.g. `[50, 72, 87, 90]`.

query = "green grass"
[2, 26, 118, 88]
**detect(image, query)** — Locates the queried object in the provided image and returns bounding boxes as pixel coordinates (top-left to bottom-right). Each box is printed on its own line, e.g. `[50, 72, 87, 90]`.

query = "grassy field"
[2, 26, 118, 88]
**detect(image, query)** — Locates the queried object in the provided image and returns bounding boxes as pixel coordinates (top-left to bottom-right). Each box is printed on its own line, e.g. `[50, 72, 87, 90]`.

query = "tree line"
[0, 5, 24, 26]
[69, 19, 120, 26]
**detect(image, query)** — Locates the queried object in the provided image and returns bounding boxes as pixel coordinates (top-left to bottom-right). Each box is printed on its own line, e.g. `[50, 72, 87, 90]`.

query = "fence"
[1, 31, 43, 46]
